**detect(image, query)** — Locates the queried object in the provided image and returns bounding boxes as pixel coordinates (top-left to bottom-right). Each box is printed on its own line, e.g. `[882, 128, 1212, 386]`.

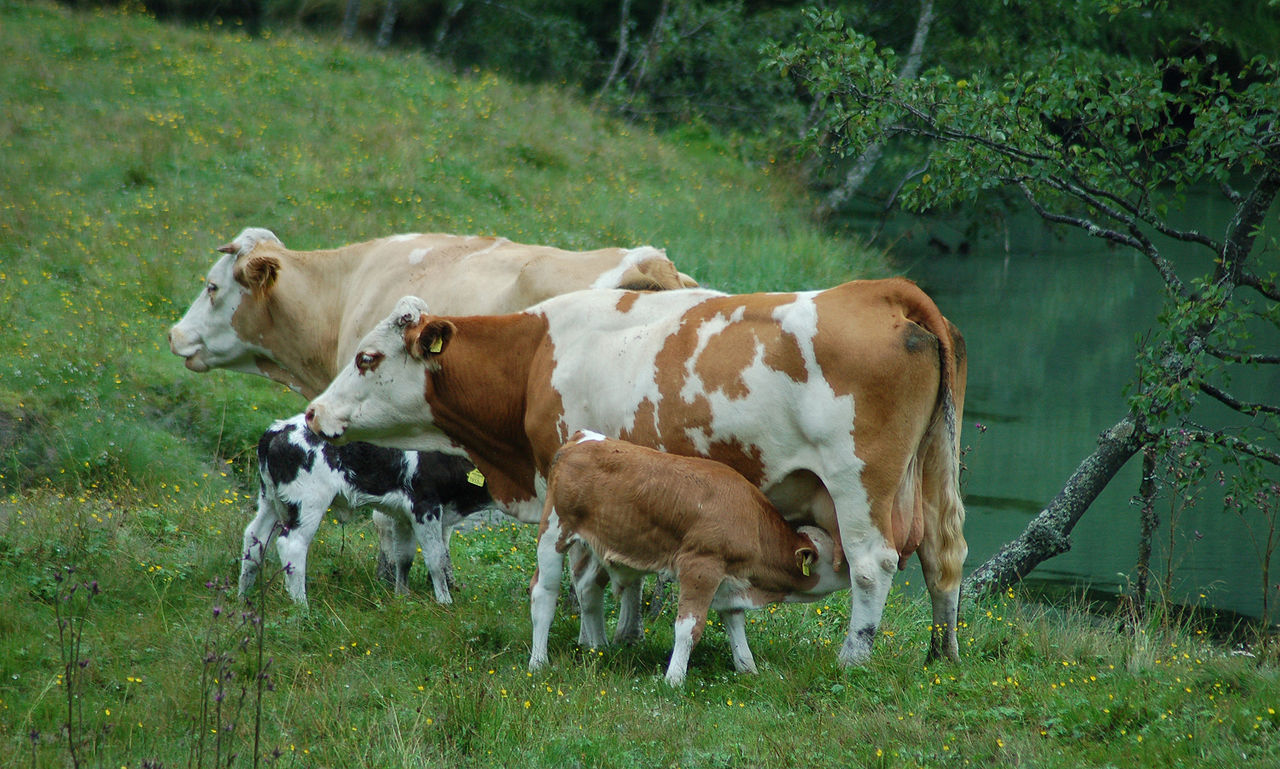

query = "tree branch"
[965, 415, 1148, 594]
[1182, 427, 1280, 467]
[1012, 180, 1189, 298]
[1207, 347, 1280, 365]
[1199, 381, 1280, 417]
[1217, 164, 1280, 288]
[1238, 270, 1280, 302]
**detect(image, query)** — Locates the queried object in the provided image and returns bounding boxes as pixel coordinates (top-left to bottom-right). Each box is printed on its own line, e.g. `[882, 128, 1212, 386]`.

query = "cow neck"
[424, 312, 548, 503]
[262, 246, 346, 399]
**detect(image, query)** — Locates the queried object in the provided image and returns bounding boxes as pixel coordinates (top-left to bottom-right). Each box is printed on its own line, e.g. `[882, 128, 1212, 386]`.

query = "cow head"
[167, 227, 284, 376]
[789, 526, 852, 600]
[306, 296, 446, 450]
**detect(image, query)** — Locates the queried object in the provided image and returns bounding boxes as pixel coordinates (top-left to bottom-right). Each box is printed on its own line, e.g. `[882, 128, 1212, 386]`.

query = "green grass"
[1, 2, 1278, 767]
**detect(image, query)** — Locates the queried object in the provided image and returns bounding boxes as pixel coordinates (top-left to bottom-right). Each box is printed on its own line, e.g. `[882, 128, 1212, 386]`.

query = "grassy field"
[2, 2, 1278, 767]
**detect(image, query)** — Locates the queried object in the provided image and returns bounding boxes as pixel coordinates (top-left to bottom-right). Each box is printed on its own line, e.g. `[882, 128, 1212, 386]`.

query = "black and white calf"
[239, 414, 493, 605]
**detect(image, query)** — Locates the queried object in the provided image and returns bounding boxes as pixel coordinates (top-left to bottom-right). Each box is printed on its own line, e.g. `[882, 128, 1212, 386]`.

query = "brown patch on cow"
[422, 313, 553, 497]
[807, 279, 963, 572]
[685, 294, 800, 401]
[521, 326, 574, 475]
[693, 322, 756, 400]
[703, 438, 767, 486]
[615, 292, 641, 314]
[761, 325, 808, 384]
[620, 398, 663, 449]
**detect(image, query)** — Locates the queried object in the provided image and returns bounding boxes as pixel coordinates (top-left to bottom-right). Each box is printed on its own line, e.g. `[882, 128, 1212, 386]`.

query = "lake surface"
[877, 195, 1278, 623]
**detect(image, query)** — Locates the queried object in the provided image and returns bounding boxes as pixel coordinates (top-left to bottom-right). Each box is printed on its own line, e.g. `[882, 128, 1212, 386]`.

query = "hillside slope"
[0, 1, 884, 491]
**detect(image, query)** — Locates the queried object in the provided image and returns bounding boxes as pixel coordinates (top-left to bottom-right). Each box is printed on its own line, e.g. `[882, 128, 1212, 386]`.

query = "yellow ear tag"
[466, 468, 485, 486]
[428, 337, 444, 354]
[801, 555, 812, 577]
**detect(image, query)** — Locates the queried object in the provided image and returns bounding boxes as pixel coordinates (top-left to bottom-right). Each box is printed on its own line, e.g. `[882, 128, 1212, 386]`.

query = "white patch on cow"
[588, 245, 665, 289]
[719, 610, 758, 674]
[575, 430, 606, 444]
[498, 496, 545, 525]
[666, 614, 699, 686]
[388, 233, 423, 243]
[407, 247, 433, 265]
[528, 508, 563, 671]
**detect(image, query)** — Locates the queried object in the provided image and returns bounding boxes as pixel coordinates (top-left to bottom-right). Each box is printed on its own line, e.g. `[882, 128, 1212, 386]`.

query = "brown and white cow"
[305, 279, 967, 665]
[531, 431, 850, 685]
[168, 227, 697, 401]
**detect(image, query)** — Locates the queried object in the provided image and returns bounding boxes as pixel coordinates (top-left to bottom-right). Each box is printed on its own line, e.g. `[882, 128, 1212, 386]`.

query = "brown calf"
[528, 431, 849, 686]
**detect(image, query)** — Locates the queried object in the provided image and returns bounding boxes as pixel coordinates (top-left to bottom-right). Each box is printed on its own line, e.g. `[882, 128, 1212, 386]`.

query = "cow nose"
[305, 405, 343, 441]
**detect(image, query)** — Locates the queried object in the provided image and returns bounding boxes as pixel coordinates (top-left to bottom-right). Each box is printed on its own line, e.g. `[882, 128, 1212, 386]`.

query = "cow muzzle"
[304, 405, 347, 443]
[168, 327, 208, 371]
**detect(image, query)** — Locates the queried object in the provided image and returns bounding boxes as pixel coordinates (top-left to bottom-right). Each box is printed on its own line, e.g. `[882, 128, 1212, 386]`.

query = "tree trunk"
[1134, 448, 1158, 616]
[964, 415, 1147, 595]
[342, 0, 362, 40]
[376, 0, 400, 49]
[595, 0, 634, 102]
[816, 0, 934, 218]
[432, 2, 465, 55]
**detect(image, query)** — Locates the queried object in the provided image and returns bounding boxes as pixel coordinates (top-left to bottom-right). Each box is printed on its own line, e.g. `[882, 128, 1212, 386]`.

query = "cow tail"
[910, 297, 968, 593]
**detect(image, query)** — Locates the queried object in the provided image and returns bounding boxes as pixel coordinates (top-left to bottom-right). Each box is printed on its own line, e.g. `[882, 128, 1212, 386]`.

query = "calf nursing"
[529, 432, 850, 686]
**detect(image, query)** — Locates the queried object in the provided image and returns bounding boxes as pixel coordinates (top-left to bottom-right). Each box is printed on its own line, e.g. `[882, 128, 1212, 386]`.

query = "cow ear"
[406, 318, 455, 362]
[234, 254, 280, 295]
[217, 242, 238, 254]
[614, 265, 667, 292]
[795, 544, 817, 577]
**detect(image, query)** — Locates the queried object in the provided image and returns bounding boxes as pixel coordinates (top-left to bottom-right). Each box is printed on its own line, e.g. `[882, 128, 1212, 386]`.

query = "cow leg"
[274, 495, 330, 607]
[612, 577, 644, 645]
[665, 560, 721, 687]
[274, 527, 312, 606]
[239, 490, 280, 600]
[411, 503, 453, 605]
[529, 510, 565, 671]
[374, 510, 416, 597]
[918, 521, 966, 663]
[829, 476, 899, 667]
[438, 503, 471, 590]
[570, 544, 608, 649]
[372, 511, 410, 588]
[718, 609, 757, 675]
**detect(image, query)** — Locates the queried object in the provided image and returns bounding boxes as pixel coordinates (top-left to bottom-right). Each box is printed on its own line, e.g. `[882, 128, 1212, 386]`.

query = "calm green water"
[881, 195, 1278, 623]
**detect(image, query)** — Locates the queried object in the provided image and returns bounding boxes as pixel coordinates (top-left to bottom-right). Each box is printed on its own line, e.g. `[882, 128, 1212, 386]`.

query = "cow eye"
[206, 282, 218, 298]
[355, 351, 384, 373]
